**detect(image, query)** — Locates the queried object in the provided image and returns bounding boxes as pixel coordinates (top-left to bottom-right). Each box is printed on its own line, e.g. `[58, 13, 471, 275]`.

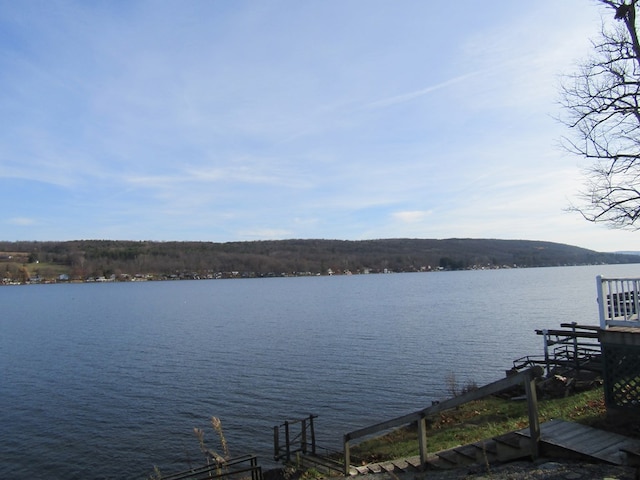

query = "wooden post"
[596, 275, 606, 329]
[309, 415, 316, 455]
[571, 322, 579, 370]
[542, 329, 550, 377]
[524, 370, 540, 459]
[250, 455, 259, 480]
[417, 415, 428, 469]
[284, 421, 291, 462]
[301, 418, 307, 454]
[343, 435, 351, 477]
[273, 426, 279, 460]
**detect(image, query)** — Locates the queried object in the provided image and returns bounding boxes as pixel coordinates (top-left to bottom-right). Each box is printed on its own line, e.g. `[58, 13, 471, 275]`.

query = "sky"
[1, 1, 639, 252]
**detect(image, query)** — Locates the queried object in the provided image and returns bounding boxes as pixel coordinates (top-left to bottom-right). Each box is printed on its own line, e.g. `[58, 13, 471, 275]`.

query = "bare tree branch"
[562, 1, 640, 229]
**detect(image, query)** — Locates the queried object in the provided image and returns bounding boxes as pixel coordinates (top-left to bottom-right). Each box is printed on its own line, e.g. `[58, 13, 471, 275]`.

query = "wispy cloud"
[392, 210, 432, 223]
[366, 72, 482, 109]
[0, 1, 633, 251]
[8, 217, 36, 226]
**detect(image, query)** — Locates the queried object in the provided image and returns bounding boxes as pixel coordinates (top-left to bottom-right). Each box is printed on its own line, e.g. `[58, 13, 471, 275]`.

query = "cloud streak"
[366, 72, 483, 109]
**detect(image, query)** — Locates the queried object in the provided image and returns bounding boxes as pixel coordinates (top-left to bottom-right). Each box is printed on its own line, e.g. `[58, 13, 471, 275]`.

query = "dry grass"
[349, 386, 609, 463]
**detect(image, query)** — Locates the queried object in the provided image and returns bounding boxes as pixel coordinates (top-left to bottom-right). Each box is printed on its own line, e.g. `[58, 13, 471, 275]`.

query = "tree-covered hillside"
[0, 238, 638, 283]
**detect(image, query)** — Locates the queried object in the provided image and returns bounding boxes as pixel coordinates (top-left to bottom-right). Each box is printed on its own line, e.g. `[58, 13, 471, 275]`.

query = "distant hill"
[0, 238, 638, 283]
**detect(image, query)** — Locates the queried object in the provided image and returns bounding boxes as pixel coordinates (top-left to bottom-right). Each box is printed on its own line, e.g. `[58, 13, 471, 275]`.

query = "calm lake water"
[2, 263, 639, 479]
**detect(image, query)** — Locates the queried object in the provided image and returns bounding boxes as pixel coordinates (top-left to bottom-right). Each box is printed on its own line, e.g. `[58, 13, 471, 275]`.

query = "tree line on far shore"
[1, 238, 638, 283]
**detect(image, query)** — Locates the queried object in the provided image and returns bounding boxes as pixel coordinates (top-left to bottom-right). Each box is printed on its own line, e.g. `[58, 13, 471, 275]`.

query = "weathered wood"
[346, 368, 541, 441]
[274, 415, 319, 464]
[534, 329, 599, 339]
[273, 427, 279, 460]
[390, 458, 411, 471]
[421, 366, 543, 418]
[343, 437, 351, 476]
[343, 366, 543, 472]
[518, 419, 640, 466]
[161, 455, 263, 480]
[559, 323, 601, 331]
[417, 415, 427, 467]
[524, 375, 540, 459]
[309, 415, 316, 455]
[301, 419, 307, 454]
[284, 421, 290, 462]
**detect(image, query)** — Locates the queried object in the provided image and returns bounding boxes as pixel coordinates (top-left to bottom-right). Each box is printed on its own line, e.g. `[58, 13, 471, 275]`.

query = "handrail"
[596, 275, 640, 329]
[161, 454, 262, 480]
[343, 366, 543, 475]
[535, 323, 602, 376]
[273, 414, 317, 462]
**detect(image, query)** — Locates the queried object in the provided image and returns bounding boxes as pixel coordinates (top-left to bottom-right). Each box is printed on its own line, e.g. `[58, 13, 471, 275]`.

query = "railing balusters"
[274, 415, 319, 463]
[597, 276, 640, 328]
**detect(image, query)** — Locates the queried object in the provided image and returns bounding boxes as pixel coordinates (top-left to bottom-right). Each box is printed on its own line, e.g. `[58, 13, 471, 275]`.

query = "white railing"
[596, 275, 640, 329]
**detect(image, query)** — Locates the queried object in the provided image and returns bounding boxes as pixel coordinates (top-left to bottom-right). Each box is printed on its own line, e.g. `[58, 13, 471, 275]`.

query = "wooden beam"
[417, 415, 428, 468]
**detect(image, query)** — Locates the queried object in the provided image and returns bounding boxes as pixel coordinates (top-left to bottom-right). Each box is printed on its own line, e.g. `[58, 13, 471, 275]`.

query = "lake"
[1, 263, 639, 479]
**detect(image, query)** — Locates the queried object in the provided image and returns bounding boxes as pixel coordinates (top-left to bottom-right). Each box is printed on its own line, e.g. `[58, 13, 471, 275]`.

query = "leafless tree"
[562, 0, 640, 229]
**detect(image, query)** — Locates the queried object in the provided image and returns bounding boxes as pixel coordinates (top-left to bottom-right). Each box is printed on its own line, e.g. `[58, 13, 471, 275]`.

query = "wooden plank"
[535, 329, 600, 338]
[455, 444, 480, 458]
[559, 323, 601, 331]
[544, 424, 590, 444]
[577, 431, 635, 453]
[589, 439, 635, 464]
[528, 420, 640, 466]
[540, 418, 582, 435]
[354, 466, 369, 475]
[474, 439, 497, 455]
[390, 459, 410, 471]
[496, 431, 525, 448]
[435, 450, 459, 465]
[379, 462, 396, 473]
[405, 456, 422, 469]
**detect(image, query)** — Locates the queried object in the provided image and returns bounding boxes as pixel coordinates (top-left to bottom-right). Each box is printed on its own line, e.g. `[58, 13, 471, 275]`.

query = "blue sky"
[1, 1, 638, 252]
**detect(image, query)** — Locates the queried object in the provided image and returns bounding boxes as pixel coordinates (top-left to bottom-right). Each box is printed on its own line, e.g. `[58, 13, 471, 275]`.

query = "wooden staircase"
[346, 435, 529, 476]
[341, 420, 640, 476]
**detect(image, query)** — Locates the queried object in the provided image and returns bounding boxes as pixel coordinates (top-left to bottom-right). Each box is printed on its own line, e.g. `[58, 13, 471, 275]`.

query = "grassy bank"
[349, 387, 607, 464]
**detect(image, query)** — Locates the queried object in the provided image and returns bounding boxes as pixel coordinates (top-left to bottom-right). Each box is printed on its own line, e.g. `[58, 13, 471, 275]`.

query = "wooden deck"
[518, 419, 640, 465]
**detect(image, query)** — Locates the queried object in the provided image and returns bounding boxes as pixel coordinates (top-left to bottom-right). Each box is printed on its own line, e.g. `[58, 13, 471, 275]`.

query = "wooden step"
[427, 455, 459, 470]
[454, 444, 478, 460]
[344, 421, 640, 476]
[404, 456, 423, 470]
[472, 439, 499, 464]
[494, 432, 531, 462]
[388, 458, 418, 472]
[435, 448, 462, 467]
[620, 446, 640, 467]
[366, 463, 382, 474]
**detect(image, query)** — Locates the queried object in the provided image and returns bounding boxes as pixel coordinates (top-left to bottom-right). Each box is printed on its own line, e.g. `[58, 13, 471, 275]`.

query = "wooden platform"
[518, 419, 640, 465]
